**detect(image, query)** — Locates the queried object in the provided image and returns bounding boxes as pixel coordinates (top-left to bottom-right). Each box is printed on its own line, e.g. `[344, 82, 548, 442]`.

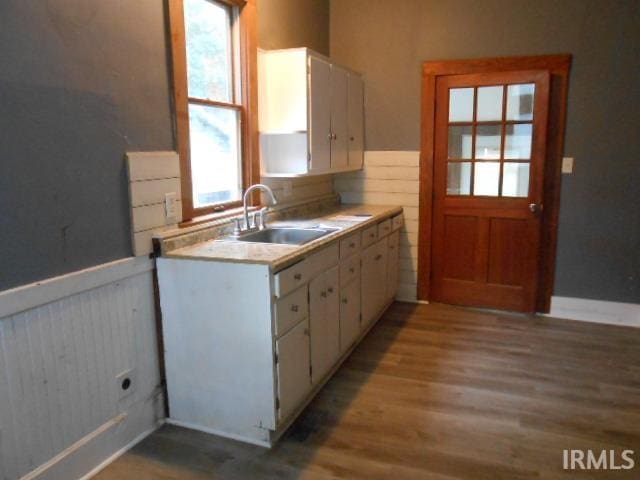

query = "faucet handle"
[232, 218, 242, 237]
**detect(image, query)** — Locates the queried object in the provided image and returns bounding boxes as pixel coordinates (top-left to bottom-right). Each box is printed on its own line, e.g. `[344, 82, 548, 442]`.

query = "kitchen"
[1, 1, 638, 479]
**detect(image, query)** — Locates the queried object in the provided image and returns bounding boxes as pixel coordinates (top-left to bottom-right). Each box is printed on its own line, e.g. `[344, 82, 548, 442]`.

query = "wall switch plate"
[165, 192, 178, 223]
[562, 157, 574, 174]
[282, 180, 293, 198]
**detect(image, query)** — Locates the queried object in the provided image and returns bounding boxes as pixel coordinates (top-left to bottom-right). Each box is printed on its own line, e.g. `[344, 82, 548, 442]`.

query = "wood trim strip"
[417, 55, 572, 313]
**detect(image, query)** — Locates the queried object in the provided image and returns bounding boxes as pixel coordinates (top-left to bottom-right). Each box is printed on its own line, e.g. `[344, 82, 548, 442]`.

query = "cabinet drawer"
[339, 232, 361, 259]
[340, 254, 360, 286]
[306, 242, 339, 279]
[274, 259, 309, 297]
[377, 219, 392, 238]
[361, 224, 378, 248]
[275, 286, 308, 336]
[392, 214, 403, 231]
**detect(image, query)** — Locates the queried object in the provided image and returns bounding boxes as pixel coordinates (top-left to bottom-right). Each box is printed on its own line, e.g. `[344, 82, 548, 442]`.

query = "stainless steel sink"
[234, 227, 339, 245]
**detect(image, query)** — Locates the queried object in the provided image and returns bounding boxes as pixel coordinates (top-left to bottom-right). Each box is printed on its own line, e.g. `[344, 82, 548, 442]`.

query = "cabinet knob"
[375, 254, 383, 261]
[349, 267, 355, 273]
[291, 304, 299, 312]
[294, 273, 302, 281]
[321, 290, 327, 298]
[327, 133, 333, 140]
[342, 298, 348, 304]
[350, 136, 355, 142]
[370, 233, 375, 238]
[349, 242, 355, 248]
[327, 286, 334, 294]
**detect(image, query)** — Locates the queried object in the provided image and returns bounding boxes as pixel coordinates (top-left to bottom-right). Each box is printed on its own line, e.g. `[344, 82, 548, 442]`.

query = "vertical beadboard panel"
[0, 268, 162, 480]
[334, 151, 420, 301]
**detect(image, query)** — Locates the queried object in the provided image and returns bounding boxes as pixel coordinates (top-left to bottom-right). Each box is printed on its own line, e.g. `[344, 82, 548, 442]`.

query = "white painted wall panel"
[334, 151, 420, 301]
[0, 263, 162, 480]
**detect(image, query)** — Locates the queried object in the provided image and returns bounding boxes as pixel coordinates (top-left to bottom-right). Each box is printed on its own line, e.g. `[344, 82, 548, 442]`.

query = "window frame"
[167, 0, 259, 222]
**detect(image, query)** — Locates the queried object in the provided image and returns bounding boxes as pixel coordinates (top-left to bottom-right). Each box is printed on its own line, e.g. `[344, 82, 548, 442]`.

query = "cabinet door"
[347, 73, 364, 169]
[310, 266, 340, 385]
[276, 319, 311, 421]
[386, 231, 400, 302]
[340, 276, 361, 352]
[309, 56, 331, 173]
[330, 65, 349, 170]
[361, 238, 389, 328]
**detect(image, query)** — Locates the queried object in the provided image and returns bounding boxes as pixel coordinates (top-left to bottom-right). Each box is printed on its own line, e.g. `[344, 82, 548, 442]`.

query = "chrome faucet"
[243, 184, 278, 231]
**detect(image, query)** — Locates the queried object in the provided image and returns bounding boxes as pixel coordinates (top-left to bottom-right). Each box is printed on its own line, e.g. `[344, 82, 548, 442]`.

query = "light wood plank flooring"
[95, 302, 640, 479]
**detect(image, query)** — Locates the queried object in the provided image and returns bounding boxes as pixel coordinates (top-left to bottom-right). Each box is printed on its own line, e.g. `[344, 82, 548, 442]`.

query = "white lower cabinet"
[276, 319, 311, 421]
[309, 265, 340, 385]
[157, 212, 403, 447]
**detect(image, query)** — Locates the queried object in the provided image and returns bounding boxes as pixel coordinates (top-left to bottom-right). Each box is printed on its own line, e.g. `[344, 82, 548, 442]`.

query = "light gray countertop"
[164, 204, 403, 271]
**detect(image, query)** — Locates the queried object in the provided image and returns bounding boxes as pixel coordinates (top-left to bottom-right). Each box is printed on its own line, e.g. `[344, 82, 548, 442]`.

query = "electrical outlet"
[165, 192, 178, 223]
[116, 368, 136, 401]
[562, 157, 574, 174]
[282, 180, 293, 198]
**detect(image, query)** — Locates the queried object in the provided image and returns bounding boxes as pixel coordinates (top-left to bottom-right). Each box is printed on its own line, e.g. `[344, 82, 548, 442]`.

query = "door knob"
[529, 203, 543, 214]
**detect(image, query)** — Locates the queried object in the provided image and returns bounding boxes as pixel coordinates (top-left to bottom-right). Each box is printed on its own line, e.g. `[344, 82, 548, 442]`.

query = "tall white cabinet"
[258, 48, 364, 176]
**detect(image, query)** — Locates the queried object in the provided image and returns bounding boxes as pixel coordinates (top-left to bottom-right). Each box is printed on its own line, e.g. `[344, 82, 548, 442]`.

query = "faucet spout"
[243, 184, 278, 230]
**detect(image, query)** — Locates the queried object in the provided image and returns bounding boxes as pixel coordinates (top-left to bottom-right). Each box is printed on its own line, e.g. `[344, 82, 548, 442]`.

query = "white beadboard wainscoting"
[334, 151, 420, 302]
[547, 296, 640, 328]
[0, 257, 164, 480]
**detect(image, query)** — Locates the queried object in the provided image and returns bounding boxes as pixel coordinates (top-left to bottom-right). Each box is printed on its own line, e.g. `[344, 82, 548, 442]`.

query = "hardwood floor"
[95, 302, 640, 479]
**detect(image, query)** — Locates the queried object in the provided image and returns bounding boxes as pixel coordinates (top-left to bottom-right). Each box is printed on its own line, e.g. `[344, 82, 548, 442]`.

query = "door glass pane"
[449, 88, 474, 122]
[502, 162, 530, 197]
[476, 86, 503, 121]
[185, 0, 233, 102]
[505, 123, 532, 159]
[475, 125, 501, 159]
[448, 125, 472, 159]
[189, 103, 241, 207]
[474, 162, 500, 196]
[506, 83, 535, 121]
[447, 162, 471, 195]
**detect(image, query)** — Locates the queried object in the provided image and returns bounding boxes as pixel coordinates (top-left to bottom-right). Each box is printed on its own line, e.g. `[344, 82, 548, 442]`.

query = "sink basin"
[234, 227, 339, 245]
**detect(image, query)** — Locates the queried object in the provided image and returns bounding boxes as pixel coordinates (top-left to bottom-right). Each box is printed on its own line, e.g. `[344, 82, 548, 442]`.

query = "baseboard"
[547, 296, 640, 328]
[165, 419, 271, 448]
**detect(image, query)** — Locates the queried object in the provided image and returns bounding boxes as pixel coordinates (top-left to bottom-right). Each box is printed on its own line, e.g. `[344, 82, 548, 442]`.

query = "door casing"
[417, 55, 572, 313]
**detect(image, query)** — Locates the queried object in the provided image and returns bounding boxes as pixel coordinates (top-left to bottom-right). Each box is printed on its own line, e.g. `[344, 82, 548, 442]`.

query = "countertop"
[164, 204, 403, 271]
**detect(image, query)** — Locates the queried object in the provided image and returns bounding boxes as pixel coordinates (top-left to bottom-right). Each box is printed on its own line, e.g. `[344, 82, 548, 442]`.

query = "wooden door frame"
[417, 55, 572, 312]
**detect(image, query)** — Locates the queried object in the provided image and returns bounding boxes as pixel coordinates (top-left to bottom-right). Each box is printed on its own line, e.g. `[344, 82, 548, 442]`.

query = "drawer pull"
[321, 290, 327, 298]
[327, 286, 334, 294]
[369, 233, 375, 238]
[375, 254, 383, 261]
[291, 304, 299, 312]
[342, 298, 348, 304]
[349, 242, 355, 248]
[294, 273, 302, 281]
[349, 267, 355, 273]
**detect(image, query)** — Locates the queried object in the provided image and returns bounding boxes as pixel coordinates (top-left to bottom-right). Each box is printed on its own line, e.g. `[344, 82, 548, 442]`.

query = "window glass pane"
[447, 162, 471, 195]
[475, 125, 501, 159]
[189, 104, 241, 207]
[502, 163, 530, 197]
[476, 86, 503, 121]
[185, 0, 232, 102]
[474, 162, 500, 196]
[449, 88, 474, 122]
[505, 123, 532, 159]
[506, 83, 535, 121]
[448, 125, 472, 159]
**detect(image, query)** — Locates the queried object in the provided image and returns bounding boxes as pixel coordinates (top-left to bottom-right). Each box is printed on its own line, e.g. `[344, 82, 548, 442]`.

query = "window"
[168, 0, 258, 220]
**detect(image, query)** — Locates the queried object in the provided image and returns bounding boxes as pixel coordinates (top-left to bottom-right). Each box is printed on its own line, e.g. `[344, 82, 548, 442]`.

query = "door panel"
[276, 319, 310, 421]
[361, 238, 388, 327]
[347, 73, 364, 168]
[309, 56, 331, 173]
[309, 266, 340, 385]
[431, 70, 550, 312]
[330, 65, 349, 169]
[386, 231, 400, 301]
[340, 277, 361, 351]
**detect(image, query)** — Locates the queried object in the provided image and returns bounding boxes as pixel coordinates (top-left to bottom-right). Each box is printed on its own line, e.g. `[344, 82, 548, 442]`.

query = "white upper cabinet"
[259, 48, 364, 177]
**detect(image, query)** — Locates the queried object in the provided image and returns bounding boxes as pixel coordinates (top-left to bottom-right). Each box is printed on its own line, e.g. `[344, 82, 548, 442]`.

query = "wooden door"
[309, 56, 331, 173]
[347, 72, 364, 169]
[330, 65, 349, 169]
[339, 277, 361, 352]
[309, 266, 340, 385]
[361, 238, 388, 327]
[431, 70, 550, 312]
[276, 319, 310, 421]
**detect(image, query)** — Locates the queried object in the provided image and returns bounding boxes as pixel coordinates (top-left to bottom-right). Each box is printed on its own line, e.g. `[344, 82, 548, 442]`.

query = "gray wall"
[0, 0, 173, 291]
[330, 0, 640, 303]
[258, 0, 330, 55]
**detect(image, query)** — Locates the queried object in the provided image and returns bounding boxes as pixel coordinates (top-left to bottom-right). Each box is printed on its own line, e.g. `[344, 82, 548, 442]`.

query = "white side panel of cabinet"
[330, 65, 349, 170]
[308, 56, 332, 173]
[347, 73, 365, 168]
[258, 49, 308, 133]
